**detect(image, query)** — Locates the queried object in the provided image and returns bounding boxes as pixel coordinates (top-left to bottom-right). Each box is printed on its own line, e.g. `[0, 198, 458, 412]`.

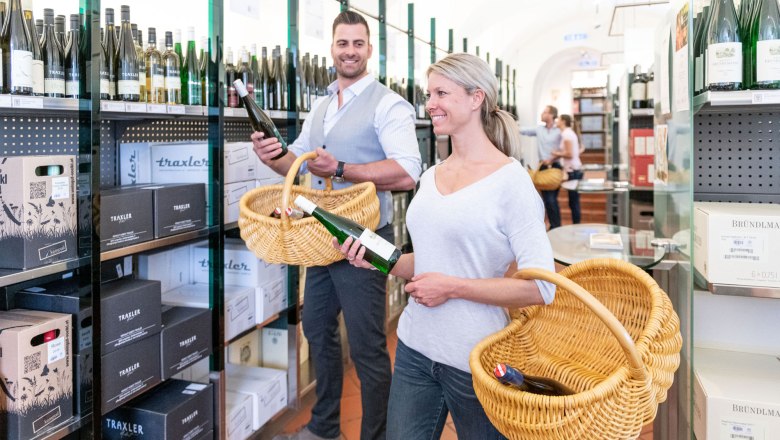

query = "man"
[521, 105, 562, 229]
[253, 10, 422, 440]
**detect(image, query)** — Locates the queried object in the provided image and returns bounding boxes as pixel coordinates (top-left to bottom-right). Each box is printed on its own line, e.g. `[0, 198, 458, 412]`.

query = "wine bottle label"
[359, 229, 396, 261]
[31, 59, 44, 93]
[646, 80, 655, 99]
[707, 42, 742, 85]
[10, 50, 33, 88]
[165, 76, 181, 90]
[44, 78, 65, 95]
[631, 83, 646, 101]
[100, 78, 109, 94]
[152, 74, 165, 89]
[65, 80, 79, 96]
[118, 79, 140, 95]
[695, 56, 703, 91]
[109, 82, 117, 97]
[756, 40, 780, 82]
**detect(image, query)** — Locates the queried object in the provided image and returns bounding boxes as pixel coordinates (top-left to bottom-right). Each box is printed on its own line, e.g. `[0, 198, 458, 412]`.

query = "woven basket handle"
[513, 268, 648, 381]
[280, 151, 333, 227]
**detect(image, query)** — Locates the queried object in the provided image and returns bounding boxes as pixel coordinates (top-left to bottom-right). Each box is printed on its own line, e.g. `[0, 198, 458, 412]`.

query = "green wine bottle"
[750, 0, 780, 89]
[233, 78, 287, 160]
[181, 27, 201, 105]
[707, 0, 742, 91]
[115, 5, 139, 102]
[294, 195, 401, 274]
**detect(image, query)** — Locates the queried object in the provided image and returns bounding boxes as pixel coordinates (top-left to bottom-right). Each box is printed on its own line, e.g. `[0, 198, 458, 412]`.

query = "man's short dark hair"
[547, 105, 558, 119]
[332, 10, 370, 38]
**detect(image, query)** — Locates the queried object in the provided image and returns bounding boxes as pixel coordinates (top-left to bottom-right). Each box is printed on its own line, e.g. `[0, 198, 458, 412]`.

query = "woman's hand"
[405, 272, 459, 307]
[332, 236, 376, 270]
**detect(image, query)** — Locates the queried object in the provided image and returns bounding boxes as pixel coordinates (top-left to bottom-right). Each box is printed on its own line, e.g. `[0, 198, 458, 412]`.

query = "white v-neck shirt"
[398, 158, 555, 372]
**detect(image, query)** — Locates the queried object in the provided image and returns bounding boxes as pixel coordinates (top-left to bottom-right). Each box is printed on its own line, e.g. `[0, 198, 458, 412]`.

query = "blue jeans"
[303, 225, 394, 440]
[541, 188, 561, 229]
[387, 340, 507, 440]
[566, 169, 584, 224]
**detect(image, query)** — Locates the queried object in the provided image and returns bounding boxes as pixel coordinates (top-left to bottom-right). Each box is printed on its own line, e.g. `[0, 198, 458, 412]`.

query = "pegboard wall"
[694, 111, 780, 204]
[0, 115, 80, 156]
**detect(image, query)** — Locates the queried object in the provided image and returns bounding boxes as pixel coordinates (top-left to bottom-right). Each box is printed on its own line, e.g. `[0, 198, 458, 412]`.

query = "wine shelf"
[0, 256, 91, 289]
[100, 226, 218, 261]
[32, 414, 91, 440]
[693, 90, 780, 110]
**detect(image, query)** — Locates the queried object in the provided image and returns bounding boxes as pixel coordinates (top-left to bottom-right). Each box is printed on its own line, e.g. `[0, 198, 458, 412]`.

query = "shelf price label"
[101, 101, 126, 112]
[751, 91, 780, 104]
[125, 103, 147, 113]
[167, 104, 185, 115]
[147, 104, 167, 114]
[0, 95, 13, 107]
[12, 96, 43, 109]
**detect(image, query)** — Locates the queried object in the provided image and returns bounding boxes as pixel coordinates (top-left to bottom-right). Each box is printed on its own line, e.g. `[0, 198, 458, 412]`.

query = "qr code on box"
[24, 352, 41, 374]
[29, 181, 47, 199]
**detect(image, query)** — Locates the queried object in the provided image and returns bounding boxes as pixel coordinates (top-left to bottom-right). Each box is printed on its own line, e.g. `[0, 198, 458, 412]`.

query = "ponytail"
[484, 108, 521, 159]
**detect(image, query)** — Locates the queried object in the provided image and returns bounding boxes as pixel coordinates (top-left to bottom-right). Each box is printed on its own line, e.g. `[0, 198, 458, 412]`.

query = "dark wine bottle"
[631, 65, 647, 109]
[35, 18, 42, 39]
[295, 195, 401, 274]
[260, 46, 270, 110]
[115, 5, 139, 102]
[22, 1, 43, 96]
[237, 48, 254, 108]
[750, 0, 780, 89]
[99, 30, 110, 100]
[54, 14, 65, 48]
[145, 27, 164, 103]
[199, 36, 214, 106]
[64, 14, 80, 98]
[162, 31, 180, 104]
[225, 48, 238, 108]
[102, 8, 118, 99]
[1, 0, 33, 95]
[251, 44, 263, 107]
[40, 8, 64, 98]
[234, 78, 288, 160]
[494, 363, 576, 396]
[707, 0, 742, 91]
[0, 3, 6, 32]
[181, 26, 201, 105]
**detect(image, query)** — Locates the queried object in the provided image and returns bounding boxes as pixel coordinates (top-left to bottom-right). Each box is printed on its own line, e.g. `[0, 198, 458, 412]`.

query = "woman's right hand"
[332, 236, 375, 270]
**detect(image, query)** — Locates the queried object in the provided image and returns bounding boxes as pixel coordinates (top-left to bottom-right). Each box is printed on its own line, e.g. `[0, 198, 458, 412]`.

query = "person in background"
[252, 10, 422, 440]
[551, 114, 584, 224]
[334, 53, 555, 440]
[520, 105, 562, 229]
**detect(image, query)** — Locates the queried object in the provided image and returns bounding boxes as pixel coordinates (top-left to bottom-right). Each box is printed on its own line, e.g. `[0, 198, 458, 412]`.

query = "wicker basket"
[527, 164, 564, 191]
[238, 151, 380, 266]
[470, 258, 682, 440]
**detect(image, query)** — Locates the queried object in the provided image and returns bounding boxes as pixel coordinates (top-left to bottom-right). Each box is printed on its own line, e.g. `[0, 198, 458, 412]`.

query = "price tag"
[47, 337, 66, 364]
[185, 105, 204, 115]
[0, 95, 13, 107]
[12, 96, 44, 109]
[125, 102, 147, 113]
[720, 234, 764, 263]
[224, 107, 236, 118]
[147, 103, 167, 113]
[751, 91, 780, 104]
[720, 420, 764, 440]
[167, 104, 185, 115]
[101, 101, 126, 112]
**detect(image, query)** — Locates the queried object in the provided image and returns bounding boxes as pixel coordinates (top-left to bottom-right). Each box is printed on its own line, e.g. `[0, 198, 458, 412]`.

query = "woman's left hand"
[405, 272, 458, 307]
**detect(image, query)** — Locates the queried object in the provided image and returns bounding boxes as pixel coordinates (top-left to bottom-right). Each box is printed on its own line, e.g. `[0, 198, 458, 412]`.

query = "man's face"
[331, 23, 372, 80]
[541, 107, 553, 123]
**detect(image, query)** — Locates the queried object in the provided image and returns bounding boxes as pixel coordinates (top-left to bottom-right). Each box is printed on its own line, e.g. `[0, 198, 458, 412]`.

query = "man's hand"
[307, 147, 339, 178]
[251, 131, 285, 164]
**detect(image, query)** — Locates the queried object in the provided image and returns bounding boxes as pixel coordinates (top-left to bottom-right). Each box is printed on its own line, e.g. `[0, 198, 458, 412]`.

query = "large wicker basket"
[239, 151, 380, 266]
[470, 258, 682, 440]
[527, 163, 564, 191]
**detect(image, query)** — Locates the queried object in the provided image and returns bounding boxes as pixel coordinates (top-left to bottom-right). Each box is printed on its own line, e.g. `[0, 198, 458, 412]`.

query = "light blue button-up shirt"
[520, 125, 561, 161]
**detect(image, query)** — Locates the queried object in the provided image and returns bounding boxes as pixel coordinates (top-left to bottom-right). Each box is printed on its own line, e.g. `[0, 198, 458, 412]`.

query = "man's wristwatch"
[332, 161, 346, 183]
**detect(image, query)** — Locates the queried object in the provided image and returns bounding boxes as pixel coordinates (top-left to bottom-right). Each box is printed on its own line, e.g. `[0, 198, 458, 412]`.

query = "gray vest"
[309, 80, 394, 227]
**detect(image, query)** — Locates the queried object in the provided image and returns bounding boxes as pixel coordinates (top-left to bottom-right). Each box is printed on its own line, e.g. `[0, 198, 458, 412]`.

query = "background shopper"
[336, 52, 555, 440]
[252, 11, 422, 440]
[520, 105, 562, 229]
[551, 114, 584, 224]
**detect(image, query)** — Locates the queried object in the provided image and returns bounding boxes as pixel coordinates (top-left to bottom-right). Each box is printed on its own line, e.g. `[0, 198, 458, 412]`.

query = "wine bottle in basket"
[294, 195, 401, 274]
[494, 363, 575, 396]
[233, 78, 288, 160]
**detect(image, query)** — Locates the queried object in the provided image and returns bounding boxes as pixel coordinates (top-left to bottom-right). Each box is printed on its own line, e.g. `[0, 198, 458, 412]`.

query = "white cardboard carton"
[228, 329, 261, 367]
[226, 391, 254, 440]
[693, 347, 780, 440]
[191, 239, 286, 287]
[224, 142, 258, 184]
[118, 142, 152, 185]
[693, 202, 780, 288]
[256, 278, 288, 323]
[224, 180, 256, 224]
[225, 365, 287, 431]
[261, 328, 288, 369]
[162, 284, 255, 341]
[137, 245, 191, 293]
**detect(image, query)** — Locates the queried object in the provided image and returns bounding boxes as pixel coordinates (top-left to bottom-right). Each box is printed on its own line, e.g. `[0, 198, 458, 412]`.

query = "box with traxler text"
[100, 335, 161, 414]
[693, 202, 780, 288]
[103, 379, 213, 440]
[138, 183, 206, 238]
[160, 306, 213, 380]
[0, 310, 73, 439]
[100, 279, 162, 354]
[99, 186, 154, 251]
[0, 155, 77, 269]
[191, 239, 287, 287]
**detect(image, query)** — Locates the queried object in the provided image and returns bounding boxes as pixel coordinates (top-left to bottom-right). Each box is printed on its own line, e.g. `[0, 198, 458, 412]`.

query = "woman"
[551, 114, 584, 224]
[334, 53, 555, 440]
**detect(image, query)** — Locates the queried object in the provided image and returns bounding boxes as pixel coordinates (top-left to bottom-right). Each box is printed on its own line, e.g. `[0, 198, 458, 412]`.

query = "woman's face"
[425, 72, 477, 136]
[556, 118, 566, 130]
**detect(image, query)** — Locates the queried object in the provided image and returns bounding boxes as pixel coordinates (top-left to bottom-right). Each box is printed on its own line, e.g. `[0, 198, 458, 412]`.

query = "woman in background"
[551, 114, 584, 224]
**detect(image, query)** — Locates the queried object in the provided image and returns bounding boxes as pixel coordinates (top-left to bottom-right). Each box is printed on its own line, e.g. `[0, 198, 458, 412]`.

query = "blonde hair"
[426, 53, 520, 158]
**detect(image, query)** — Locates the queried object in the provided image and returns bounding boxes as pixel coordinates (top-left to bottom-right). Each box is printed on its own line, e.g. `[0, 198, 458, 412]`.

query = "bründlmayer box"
[693, 202, 780, 288]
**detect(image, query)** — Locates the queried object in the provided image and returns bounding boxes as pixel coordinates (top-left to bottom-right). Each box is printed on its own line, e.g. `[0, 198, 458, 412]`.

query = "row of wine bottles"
[630, 65, 656, 109]
[693, 0, 780, 93]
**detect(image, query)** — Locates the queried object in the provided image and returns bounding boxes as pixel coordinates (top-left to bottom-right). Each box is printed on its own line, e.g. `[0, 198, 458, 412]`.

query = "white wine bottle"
[294, 195, 401, 274]
[115, 5, 139, 102]
[233, 78, 288, 160]
[707, 0, 742, 91]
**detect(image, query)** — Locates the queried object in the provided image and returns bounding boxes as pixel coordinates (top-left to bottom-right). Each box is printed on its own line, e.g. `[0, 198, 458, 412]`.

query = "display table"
[546, 223, 665, 269]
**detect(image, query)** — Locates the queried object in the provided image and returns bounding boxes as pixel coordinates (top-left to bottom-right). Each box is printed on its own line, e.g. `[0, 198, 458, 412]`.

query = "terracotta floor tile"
[640, 423, 653, 434]
[343, 372, 361, 397]
[340, 393, 363, 423]
[440, 422, 458, 440]
[341, 417, 362, 440]
[639, 432, 654, 440]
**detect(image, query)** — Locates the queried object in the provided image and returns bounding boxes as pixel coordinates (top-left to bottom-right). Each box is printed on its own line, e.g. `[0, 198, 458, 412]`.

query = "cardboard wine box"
[224, 142, 258, 184]
[16, 278, 92, 353]
[226, 390, 253, 440]
[161, 284, 255, 341]
[99, 186, 154, 251]
[100, 279, 162, 355]
[103, 380, 213, 440]
[138, 183, 206, 238]
[224, 180, 256, 224]
[261, 328, 288, 370]
[0, 310, 73, 439]
[694, 202, 780, 288]
[137, 246, 191, 294]
[73, 350, 93, 415]
[160, 307, 213, 380]
[119, 142, 152, 185]
[149, 142, 209, 184]
[101, 335, 161, 414]
[256, 278, 288, 324]
[192, 239, 287, 287]
[0, 155, 77, 269]
[225, 364, 287, 431]
[227, 330, 261, 367]
[693, 347, 780, 440]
